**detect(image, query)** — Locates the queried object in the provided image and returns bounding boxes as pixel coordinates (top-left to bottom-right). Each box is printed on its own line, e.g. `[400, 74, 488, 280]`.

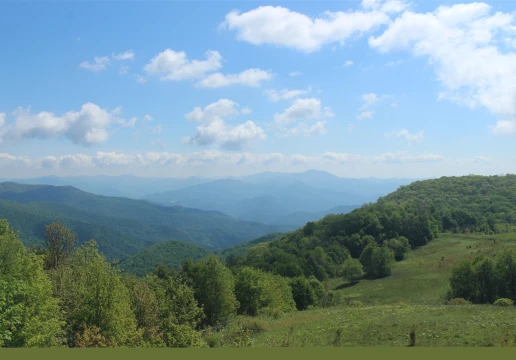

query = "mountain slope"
[118, 240, 212, 277]
[0, 182, 287, 256]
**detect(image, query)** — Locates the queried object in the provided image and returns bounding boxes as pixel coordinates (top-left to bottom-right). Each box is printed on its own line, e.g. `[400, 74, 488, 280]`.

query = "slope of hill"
[0, 182, 287, 257]
[118, 240, 212, 277]
[232, 175, 516, 281]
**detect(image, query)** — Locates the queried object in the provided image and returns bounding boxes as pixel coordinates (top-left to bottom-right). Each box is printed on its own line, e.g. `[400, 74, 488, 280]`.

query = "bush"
[494, 298, 514, 307]
[348, 300, 363, 307]
[447, 298, 472, 305]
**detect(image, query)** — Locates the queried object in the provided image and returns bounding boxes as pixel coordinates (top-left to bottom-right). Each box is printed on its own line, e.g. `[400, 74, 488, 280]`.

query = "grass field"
[208, 232, 516, 347]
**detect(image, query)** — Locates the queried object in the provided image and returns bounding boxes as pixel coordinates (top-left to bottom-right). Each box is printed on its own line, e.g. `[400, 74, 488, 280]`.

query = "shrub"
[447, 298, 472, 305]
[348, 300, 363, 307]
[494, 298, 514, 307]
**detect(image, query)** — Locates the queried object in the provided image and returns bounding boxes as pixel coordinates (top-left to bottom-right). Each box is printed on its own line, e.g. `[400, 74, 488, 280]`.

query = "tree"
[0, 219, 64, 347]
[449, 259, 476, 301]
[340, 258, 364, 284]
[181, 255, 237, 327]
[43, 221, 77, 270]
[51, 241, 139, 347]
[289, 277, 316, 311]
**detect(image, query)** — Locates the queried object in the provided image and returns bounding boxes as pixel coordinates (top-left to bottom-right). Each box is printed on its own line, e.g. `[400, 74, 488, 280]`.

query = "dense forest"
[229, 175, 516, 281]
[2, 175, 516, 348]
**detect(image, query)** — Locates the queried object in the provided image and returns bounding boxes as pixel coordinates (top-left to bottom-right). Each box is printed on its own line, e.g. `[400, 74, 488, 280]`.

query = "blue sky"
[1, 0, 515, 178]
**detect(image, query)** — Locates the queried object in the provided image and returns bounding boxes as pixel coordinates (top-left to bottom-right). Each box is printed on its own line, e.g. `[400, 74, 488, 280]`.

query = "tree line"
[0, 219, 333, 348]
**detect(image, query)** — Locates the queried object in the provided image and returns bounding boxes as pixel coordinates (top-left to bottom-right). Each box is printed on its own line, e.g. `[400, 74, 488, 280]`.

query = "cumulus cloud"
[274, 98, 334, 126]
[0, 113, 5, 127]
[144, 49, 222, 81]
[197, 68, 272, 88]
[274, 98, 334, 137]
[264, 87, 311, 102]
[0, 103, 138, 146]
[221, 5, 393, 52]
[368, 2, 516, 133]
[119, 66, 130, 75]
[80, 56, 110, 72]
[385, 129, 424, 144]
[112, 50, 135, 60]
[343, 60, 354, 67]
[184, 100, 266, 150]
[491, 120, 516, 135]
[0, 153, 30, 167]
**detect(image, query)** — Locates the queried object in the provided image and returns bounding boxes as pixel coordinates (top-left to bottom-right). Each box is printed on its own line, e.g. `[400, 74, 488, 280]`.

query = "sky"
[1, 0, 516, 179]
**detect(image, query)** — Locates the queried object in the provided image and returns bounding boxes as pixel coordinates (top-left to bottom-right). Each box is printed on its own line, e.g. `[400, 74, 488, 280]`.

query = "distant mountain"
[118, 240, 212, 277]
[0, 182, 287, 259]
[2, 175, 212, 198]
[143, 171, 414, 227]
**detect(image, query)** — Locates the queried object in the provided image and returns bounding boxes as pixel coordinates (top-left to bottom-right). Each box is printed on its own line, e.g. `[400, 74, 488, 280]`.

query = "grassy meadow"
[207, 231, 516, 347]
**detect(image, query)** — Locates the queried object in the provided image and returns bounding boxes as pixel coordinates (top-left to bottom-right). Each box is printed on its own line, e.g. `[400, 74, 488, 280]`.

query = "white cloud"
[284, 121, 327, 137]
[118, 117, 138, 128]
[369, 2, 516, 131]
[0, 103, 128, 146]
[197, 68, 273, 88]
[321, 152, 367, 163]
[185, 99, 244, 124]
[289, 71, 302, 77]
[41, 154, 94, 169]
[274, 98, 333, 125]
[385, 129, 424, 144]
[343, 60, 354, 67]
[356, 92, 392, 120]
[79, 56, 110, 72]
[142, 114, 153, 123]
[361, 0, 410, 14]
[374, 152, 445, 163]
[222, 5, 391, 52]
[359, 93, 381, 110]
[274, 98, 334, 137]
[220, 121, 266, 150]
[0, 153, 30, 167]
[185, 100, 265, 150]
[264, 87, 311, 102]
[112, 50, 135, 61]
[119, 66, 130, 75]
[144, 49, 222, 81]
[491, 120, 516, 135]
[0, 113, 5, 127]
[356, 110, 375, 121]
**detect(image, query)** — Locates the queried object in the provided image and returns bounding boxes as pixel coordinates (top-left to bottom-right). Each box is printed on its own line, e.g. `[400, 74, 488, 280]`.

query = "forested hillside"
[118, 240, 212, 277]
[231, 175, 516, 281]
[0, 182, 287, 258]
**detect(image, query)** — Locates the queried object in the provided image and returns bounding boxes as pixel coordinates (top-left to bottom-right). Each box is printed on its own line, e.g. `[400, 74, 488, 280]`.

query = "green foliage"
[145, 273, 205, 347]
[49, 241, 140, 347]
[340, 258, 364, 284]
[447, 298, 472, 306]
[288, 277, 318, 311]
[0, 219, 64, 347]
[181, 255, 238, 327]
[493, 298, 513, 307]
[449, 249, 516, 305]
[359, 243, 394, 278]
[118, 240, 212, 277]
[233, 175, 516, 282]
